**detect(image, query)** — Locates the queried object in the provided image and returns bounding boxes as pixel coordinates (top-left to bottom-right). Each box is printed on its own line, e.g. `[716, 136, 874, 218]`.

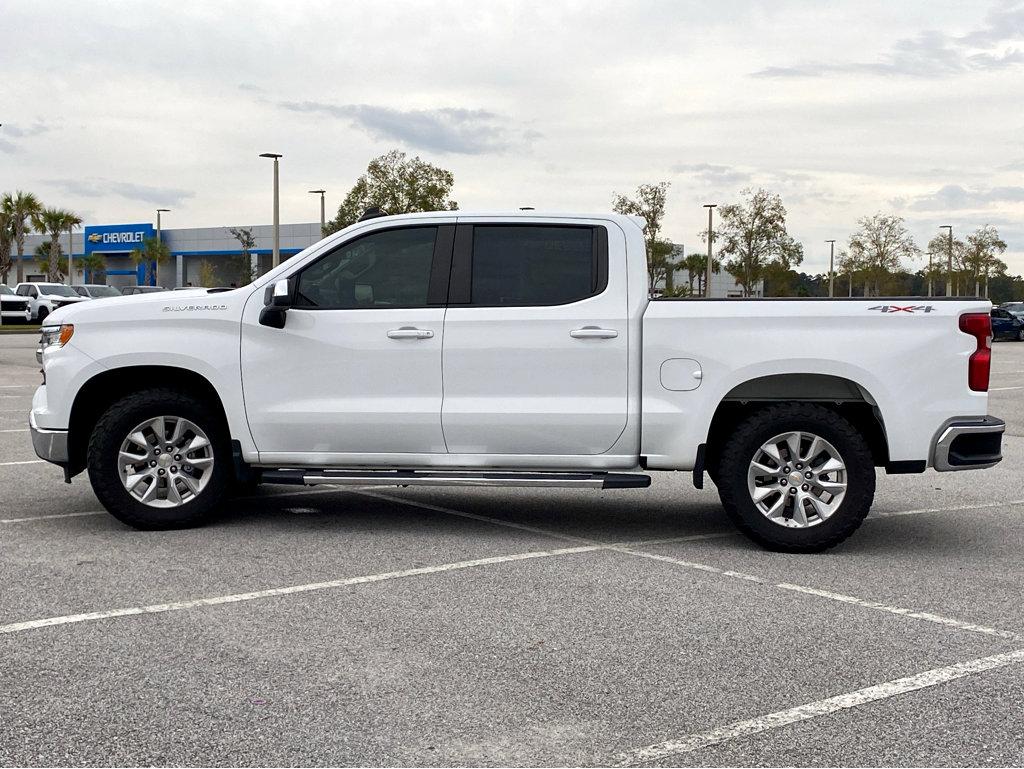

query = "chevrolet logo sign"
[87, 233, 103, 243]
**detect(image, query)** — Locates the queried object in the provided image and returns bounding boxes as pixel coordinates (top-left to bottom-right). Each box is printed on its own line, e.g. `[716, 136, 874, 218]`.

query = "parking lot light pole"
[703, 204, 717, 297]
[156, 209, 170, 287]
[826, 240, 836, 297]
[67, 224, 74, 286]
[260, 153, 283, 268]
[940, 225, 953, 296]
[309, 189, 326, 232]
[927, 251, 933, 297]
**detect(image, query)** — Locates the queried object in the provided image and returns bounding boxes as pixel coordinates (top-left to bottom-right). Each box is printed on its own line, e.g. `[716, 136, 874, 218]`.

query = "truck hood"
[44, 287, 248, 326]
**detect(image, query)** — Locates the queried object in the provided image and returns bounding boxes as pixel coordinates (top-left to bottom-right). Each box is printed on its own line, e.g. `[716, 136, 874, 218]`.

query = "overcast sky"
[2, 0, 1023, 273]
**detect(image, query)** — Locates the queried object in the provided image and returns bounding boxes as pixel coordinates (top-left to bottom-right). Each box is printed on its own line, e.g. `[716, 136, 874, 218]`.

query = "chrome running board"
[260, 468, 651, 490]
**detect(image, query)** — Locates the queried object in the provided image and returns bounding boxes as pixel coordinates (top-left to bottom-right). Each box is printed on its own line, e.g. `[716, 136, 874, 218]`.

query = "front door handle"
[387, 327, 434, 340]
[570, 326, 618, 339]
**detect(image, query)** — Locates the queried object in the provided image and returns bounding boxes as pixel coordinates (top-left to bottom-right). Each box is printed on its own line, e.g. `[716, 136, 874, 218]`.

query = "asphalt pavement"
[1, 331, 1023, 766]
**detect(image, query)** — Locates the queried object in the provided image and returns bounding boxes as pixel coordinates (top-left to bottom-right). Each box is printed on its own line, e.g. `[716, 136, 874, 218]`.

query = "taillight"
[959, 313, 991, 392]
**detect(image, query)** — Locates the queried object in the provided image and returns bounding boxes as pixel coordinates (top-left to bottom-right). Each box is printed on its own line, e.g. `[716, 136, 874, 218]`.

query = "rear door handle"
[387, 327, 434, 339]
[570, 327, 618, 339]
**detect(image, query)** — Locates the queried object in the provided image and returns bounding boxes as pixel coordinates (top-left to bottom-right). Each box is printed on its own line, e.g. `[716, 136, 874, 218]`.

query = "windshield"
[38, 284, 79, 297]
[87, 285, 121, 298]
[1002, 303, 1024, 313]
[0, 285, 13, 295]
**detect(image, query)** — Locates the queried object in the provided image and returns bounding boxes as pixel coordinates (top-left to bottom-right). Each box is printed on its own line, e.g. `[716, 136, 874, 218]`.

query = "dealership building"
[4, 221, 322, 289]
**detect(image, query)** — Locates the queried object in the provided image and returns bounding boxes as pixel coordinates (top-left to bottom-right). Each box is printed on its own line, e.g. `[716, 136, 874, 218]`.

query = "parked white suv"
[29, 210, 1005, 551]
[1, 285, 32, 324]
[15, 282, 88, 322]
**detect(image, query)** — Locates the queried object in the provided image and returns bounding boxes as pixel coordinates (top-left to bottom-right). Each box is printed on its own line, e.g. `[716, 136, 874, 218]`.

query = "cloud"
[754, 3, 1024, 78]
[899, 184, 1024, 211]
[0, 138, 16, 154]
[671, 162, 752, 185]
[278, 101, 534, 155]
[3, 120, 54, 138]
[48, 178, 195, 207]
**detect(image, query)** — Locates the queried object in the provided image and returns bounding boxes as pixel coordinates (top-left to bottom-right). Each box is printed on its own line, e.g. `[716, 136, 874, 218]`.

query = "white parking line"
[616, 647, 1024, 765]
[0, 459, 45, 466]
[363, 491, 1023, 642]
[0, 428, 28, 432]
[990, 386, 1024, 391]
[777, 583, 1019, 640]
[873, 498, 1024, 518]
[0, 543, 603, 635]
[0, 510, 105, 524]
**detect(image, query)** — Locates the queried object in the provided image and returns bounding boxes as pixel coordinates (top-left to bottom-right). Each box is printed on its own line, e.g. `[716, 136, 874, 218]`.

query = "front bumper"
[30, 411, 69, 464]
[931, 416, 1005, 472]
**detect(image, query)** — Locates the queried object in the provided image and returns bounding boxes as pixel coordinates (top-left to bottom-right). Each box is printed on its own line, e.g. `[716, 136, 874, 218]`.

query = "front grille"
[2, 300, 28, 312]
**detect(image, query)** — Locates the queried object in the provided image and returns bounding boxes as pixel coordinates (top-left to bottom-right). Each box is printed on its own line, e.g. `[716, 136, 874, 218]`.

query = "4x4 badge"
[868, 305, 934, 313]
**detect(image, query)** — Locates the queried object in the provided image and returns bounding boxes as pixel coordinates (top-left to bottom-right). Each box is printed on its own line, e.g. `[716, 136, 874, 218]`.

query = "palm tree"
[0, 208, 13, 283]
[130, 236, 171, 287]
[31, 207, 82, 283]
[1, 190, 42, 284]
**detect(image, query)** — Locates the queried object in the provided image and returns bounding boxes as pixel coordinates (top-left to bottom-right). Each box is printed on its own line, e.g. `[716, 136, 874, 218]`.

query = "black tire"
[36, 306, 49, 323]
[87, 388, 231, 530]
[1016, 329, 1024, 342]
[716, 403, 875, 553]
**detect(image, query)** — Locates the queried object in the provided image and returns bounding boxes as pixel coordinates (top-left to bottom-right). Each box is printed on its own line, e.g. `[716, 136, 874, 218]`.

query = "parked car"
[998, 302, 1024, 319]
[990, 308, 1024, 341]
[14, 282, 88, 322]
[30, 210, 1004, 552]
[73, 284, 122, 299]
[0, 285, 32, 324]
[121, 286, 168, 296]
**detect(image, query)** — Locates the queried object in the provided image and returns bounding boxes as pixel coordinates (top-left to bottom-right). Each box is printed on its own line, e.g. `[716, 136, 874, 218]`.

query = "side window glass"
[16, 286, 26, 296]
[470, 226, 599, 306]
[294, 227, 437, 309]
[29, 286, 38, 298]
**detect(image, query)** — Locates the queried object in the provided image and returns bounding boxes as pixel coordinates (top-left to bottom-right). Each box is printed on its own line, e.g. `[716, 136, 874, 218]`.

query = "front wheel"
[36, 306, 49, 323]
[716, 404, 875, 552]
[87, 388, 230, 529]
[1016, 329, 1024, 342]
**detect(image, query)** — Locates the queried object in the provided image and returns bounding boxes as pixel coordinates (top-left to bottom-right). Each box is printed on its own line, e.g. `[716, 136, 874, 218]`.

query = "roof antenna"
[519, 206, 535, 211]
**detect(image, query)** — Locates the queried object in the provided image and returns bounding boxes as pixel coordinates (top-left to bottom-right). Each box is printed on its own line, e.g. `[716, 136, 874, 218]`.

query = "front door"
[241, 223, 454, 459]
[441, 221, 629, 456]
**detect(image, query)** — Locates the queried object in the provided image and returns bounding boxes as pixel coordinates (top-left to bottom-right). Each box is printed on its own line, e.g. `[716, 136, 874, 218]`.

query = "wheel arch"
[67, 365, 231, 478]
[703, 373, 890, 480]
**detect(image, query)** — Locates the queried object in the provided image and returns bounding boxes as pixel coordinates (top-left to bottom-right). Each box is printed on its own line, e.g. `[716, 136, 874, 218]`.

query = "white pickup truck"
[29, 211, 1004, 551]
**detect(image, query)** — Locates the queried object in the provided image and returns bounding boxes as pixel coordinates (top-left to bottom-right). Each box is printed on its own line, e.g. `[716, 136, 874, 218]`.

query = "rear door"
[440, 219, 629, 455]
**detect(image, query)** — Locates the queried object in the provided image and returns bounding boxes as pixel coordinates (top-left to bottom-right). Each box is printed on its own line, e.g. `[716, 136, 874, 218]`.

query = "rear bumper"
[931, 416, 1004, 472]
[29, 411, 69, 465]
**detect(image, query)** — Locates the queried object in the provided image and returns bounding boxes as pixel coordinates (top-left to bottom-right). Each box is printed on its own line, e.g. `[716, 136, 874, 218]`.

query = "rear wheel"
[1016, 329, 1024, 342]
[716, 404, 875, 552]
[87, 389, 230, 529]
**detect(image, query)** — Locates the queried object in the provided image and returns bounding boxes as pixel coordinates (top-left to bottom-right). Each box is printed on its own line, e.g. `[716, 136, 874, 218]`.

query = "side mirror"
[271, 278, 293, 308]
[260, 278, 293, 329]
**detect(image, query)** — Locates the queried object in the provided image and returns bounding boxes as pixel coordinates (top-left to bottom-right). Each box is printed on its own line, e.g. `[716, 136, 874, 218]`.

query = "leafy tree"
[31, 207, 81, 282]
[228, 227, 258, 285]
[2, 190, 42, 283]
[846, 214, 919, 297]
[325, 150, 458, 234]
[926, 232, 967, 296]
[197, 259, 219, 288]
[129, 236, 171, 286]
[0, 208, 12, 283]
[679, 249, 721, 296]
[713, 188, 803, 297]
[612, 182, 681, 291]
[962, 225, 1007, 296]
[34, 241, 67, 279]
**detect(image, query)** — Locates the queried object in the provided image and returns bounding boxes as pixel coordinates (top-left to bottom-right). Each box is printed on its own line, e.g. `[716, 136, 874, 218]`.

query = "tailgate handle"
[570, 327, 618, 339]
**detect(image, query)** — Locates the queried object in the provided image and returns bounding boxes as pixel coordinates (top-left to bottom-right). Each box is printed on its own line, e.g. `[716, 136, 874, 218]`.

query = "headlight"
[39, 324, 74, 351]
